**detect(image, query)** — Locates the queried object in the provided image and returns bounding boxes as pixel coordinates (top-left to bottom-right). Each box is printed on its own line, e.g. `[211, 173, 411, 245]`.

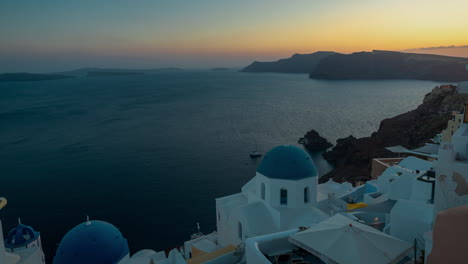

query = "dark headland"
[241, 51, 337, 73]
[0, 73, 73, 82]
[303, 85, 468, 184]
[242, 50, 468, 82]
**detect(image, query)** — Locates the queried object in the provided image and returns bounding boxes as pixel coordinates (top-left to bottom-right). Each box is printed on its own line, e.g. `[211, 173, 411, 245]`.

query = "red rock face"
[320, 85, 468, 184]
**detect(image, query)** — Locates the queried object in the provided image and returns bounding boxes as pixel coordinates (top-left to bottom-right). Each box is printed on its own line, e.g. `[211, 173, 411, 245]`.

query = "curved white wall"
[256, 173, 317, 208]
[245, 229, 299, 264]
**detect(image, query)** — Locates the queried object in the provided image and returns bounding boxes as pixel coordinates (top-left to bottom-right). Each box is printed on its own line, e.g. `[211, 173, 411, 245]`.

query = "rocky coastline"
[303, 84, 468, 184]
[299, 130, 333, 152]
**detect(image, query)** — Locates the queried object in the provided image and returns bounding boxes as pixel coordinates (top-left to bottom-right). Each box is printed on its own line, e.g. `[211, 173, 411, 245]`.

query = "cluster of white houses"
[2, 85, 468, 264]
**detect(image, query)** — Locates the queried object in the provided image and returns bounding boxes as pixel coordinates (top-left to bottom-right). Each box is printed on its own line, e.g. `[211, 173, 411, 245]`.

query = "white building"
[433, 105, 468, 217]
[4, 223, 46, 264]
[0, 198, 22, 264]
[52, 220, 131, 264]
[438, 111, 464, 143]
[52, 218, 188, 264]
[3, 104, 468, 264]
[0, 198, 45, 264]
[215, 145, 329, 248]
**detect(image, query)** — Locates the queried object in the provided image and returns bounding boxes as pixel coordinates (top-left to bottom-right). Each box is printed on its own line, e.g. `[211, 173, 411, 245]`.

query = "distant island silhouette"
[58, 67, 184, 77]
[0, 67, 185, 82]
[211, 67, 232, 71]
[0, 73, 73, 82]
[87, 71, 144, 77]
[242, 50, 468, 82]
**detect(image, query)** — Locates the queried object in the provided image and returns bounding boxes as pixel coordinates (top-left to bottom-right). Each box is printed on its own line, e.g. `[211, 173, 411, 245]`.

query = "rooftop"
[257, 145, 318, 180]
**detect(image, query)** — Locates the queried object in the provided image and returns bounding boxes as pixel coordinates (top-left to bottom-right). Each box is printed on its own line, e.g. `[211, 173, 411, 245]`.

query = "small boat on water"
[250, 151, 262, 158]
[250, 139, 261, 158]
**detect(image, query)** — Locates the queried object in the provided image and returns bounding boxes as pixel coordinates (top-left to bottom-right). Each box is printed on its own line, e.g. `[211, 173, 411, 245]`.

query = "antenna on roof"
[86, 215, 91, 226]
[197, 222, 201, 233]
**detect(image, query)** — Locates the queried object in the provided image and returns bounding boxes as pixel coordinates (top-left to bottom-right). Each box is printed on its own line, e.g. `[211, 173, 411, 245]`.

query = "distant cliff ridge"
[243, 50, 468, 82]
[241, 51, 337, 73]
[310, 50, 468, 82]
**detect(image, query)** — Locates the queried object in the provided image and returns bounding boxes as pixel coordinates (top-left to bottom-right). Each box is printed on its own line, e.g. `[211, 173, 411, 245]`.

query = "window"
[280, 188, 288, 205]
[304, 187, 310, 203]
[465, 105, 468, 123]
[238, 222, 243, 240]
[261, 183, 265, 200]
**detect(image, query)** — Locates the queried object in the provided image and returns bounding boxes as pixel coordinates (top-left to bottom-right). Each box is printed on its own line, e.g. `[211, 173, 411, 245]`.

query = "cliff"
[242, 50, 468, 81]
[241, 51, 337, 73]
[310, 50, 468, 82]
[320, 85, 468, 184]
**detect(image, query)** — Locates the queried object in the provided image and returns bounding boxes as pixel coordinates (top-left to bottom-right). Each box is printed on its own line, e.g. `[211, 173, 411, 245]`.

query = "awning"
[289, 214, 412, 264]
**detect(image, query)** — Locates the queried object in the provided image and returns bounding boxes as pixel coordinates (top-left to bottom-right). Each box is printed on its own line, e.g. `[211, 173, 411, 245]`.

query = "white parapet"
[0, 219, 6, 264]
[245, 229, 299, 264]
[0, 198, 7, 264]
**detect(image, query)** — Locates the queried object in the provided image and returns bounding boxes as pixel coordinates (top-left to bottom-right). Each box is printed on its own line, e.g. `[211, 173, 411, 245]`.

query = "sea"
[0, 70, 440, 259]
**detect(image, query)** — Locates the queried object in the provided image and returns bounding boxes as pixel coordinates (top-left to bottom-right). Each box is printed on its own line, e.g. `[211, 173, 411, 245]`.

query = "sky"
[1, 0, 468, 72]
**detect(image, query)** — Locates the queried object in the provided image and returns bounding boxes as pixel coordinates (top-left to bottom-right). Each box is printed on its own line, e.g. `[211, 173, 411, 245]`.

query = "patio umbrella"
[289, 214, 412, 264]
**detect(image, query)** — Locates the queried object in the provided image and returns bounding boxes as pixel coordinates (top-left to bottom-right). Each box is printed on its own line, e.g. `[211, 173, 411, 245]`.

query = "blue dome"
[53, 220, 129, 264]
[257, 145, 318, 180]
[5, 224, 40, 249]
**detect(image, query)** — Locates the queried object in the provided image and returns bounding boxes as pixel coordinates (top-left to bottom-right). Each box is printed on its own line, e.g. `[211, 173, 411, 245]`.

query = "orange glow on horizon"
[2, 0, 468, 66]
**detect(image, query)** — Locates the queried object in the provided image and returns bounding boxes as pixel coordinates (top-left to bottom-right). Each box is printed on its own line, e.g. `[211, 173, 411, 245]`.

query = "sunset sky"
[1, 0, 468, 72]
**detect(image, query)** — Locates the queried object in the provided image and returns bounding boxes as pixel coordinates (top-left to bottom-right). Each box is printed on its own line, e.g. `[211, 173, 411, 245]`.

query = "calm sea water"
[0, 71, 438, 259]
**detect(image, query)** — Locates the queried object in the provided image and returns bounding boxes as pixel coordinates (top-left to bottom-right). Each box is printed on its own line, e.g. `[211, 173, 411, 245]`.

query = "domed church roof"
[53, 220, 129, 264]
[257, 145, 318, 180]
[5, 224, 40, 249]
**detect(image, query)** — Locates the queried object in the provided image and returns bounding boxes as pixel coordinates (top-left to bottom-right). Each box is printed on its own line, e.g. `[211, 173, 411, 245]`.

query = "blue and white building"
[0, 208, 45, 264]
[2, 99, 468, 263]
[53, 220, 130, 264]
[215, 145, 328, 248]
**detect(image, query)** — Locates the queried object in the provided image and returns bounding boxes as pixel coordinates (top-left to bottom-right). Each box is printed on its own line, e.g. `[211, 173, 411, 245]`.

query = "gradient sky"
[1, 0, 468, 72]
